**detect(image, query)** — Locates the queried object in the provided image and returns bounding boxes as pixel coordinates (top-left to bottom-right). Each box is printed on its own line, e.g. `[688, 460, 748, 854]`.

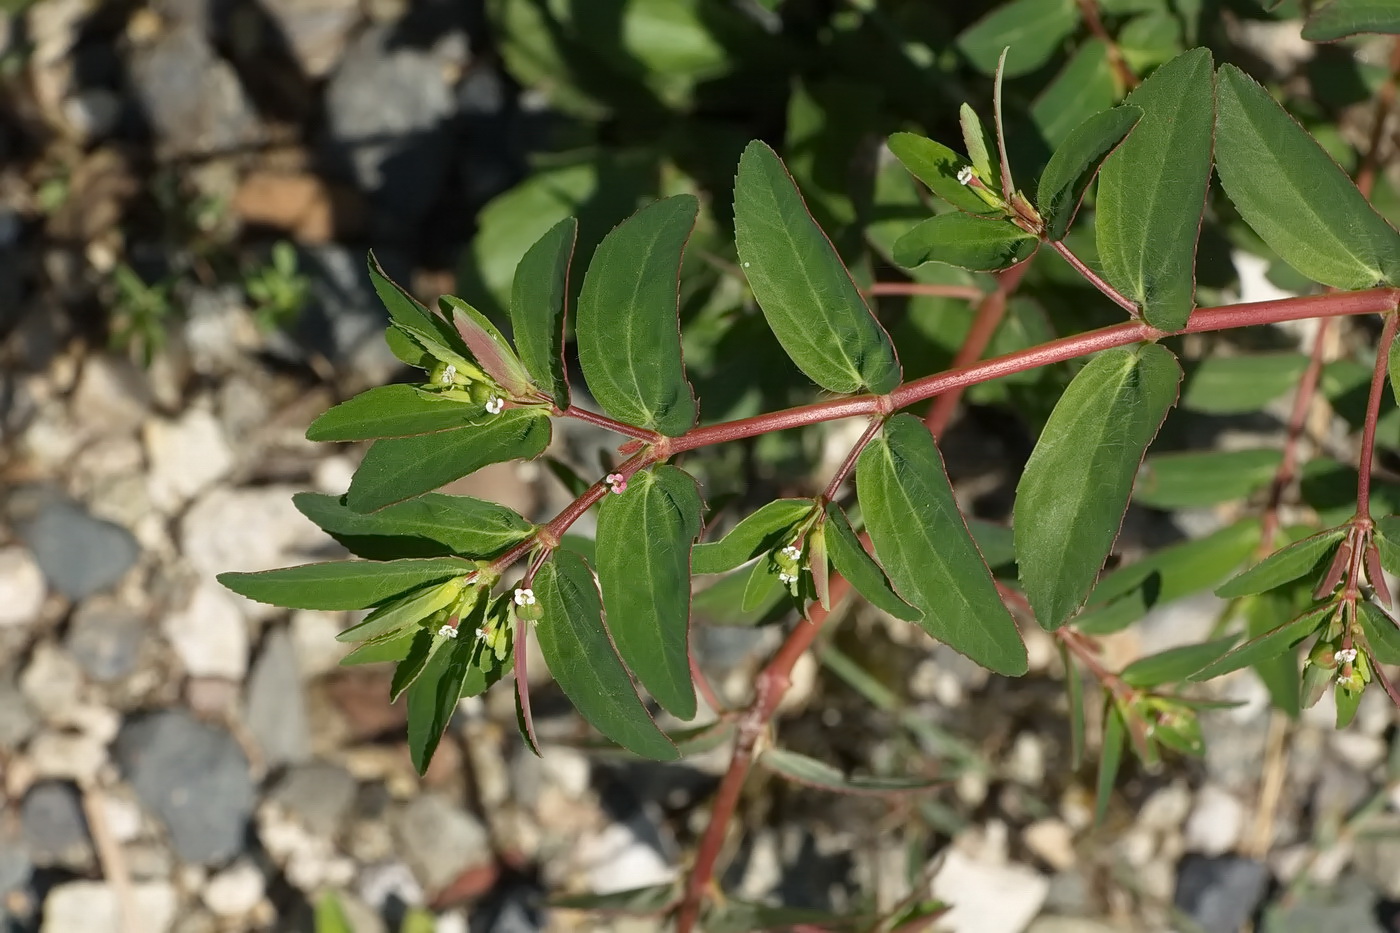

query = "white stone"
[0, 546, 45, 628]
[929, 849, 1049, 933]
[20, 643, 85, 723]
[580, 815, 675, 896]
[41, 881, 177, 933]
[1184, 785, 1245, 857]
[290, 610, 349, 677]
[313, 455, 357, 495]
[202, 859, 266, 917]
[1022, 819, 1075, 872]
[1005, 734, 1046, 786]
[182, 486, 326, 582]
[145, 408, 235, 512]
[257, 804, 355, 892]
[27, 729, 107, 782]
[1137, 781, 1192, 832]
[163, 581, 249, 679]
[541, 747, 591, 799]
[100, 793, 144, 844]
[70, 356, 150, 434]
[1331, 730, 1388, 772]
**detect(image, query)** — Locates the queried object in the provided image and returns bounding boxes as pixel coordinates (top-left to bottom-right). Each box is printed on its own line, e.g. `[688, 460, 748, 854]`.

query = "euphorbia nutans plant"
[221, 18, 1400, 930]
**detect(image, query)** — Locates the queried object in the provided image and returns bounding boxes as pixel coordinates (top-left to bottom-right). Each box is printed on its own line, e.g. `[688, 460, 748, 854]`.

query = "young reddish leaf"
[1096, 47, 1215, 329]
[306, 386, 489, 442]
[1133, 448, 1282, 510]
[1188, 605, 1332, 681]
[595, 465, 704, 721]
[439, 295, 535, 397]
[1120, 635, 1241, 688]
[576, 195, 699, 437]
[955, 0, 1080, 78]
[510, 217, 576, 407]
[1215, 527, 1347, 598]
[406, 628, 477, 775]
[1037, 105, 1142, 241]
[892, 214, 1038, 272]
[758, 747, 943, 796]
[293, 492, 535, 560]
[887, 133, 1003, 216]
[857, 414, 1028, 676]
[734, 140, 901, 395]
[822, 503, 921, 622]
[1014, 344, 1182, 629]
[1303, 0, 1400, 42]
[347, 409, 551, 513]
[534, 550, 678, 761]
[1215, 64, 1400, 289]
[218, 557, 471, 610]
[691, 499, 813, 574]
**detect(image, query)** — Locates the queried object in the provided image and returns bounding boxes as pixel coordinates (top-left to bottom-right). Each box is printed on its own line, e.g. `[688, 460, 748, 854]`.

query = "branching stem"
[1355, 312, 1398, 520]
[1050, 240, 1139, 315]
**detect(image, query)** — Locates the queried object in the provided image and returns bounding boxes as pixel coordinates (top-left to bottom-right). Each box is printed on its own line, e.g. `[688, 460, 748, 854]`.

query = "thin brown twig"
[865, 281, 985, 301]
[80, 782, 139, 933]
[1075, 0, 1138, 91]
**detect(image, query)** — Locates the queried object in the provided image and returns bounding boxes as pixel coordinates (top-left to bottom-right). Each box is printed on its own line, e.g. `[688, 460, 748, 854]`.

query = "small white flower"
[956, 166, 975, 186]
[440, 364, 457, 385]
[781, 545, 802, 561]
[438, 625, 458, 639]
[513, 587, 536, 607]
[1336, 648, 1359, 664]
[475, 624, 491, 641]
[485, 396, 505, 414]
[778, 572, 796, 585]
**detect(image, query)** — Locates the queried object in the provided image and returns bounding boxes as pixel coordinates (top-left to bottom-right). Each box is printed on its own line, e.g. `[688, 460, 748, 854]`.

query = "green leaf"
[1245, 587, 1305, 718]
[1037, 106, 1143, 241]
[1215, 527, 1346, 598]
[314, 892, 354, 933]
[347, 409, 551, 512]
[892, 214, 1039, 272]
[385, 325, 432, 370]
[388, 628, 437, 701]
[956, 0, 1081, 77]
[335, 578, 466, 643]
[1096, 47, 1215, 329]
[734, 141, 901, 395]
[1360, 601, 1400, 664]
[1134, 448, 1283, 510]
[822, 503, 921, 622]
[692, 499, 813, 574]
[438, 295, 534, 397]
[534, 550, 678, 761]
[218, 558, 471, 610]
[741, 556, 783, 613]
[1181, 354, 1310, 414]
[293, 492, 535, 560]
[595, 465, 703, 720]
[857, 414, 1028, 675]
[1303, 0, 1400, 41]
[960, 104, 998, 190]
[1014, 344, 1182, 629]
[1391, 339, 1400, 413]
[1377, 516, 1400, 576]
[758, 747, 943, 795]
[406, 628, 476, 774]
[367, 254, 474, 370]
[510, 217, 576, 407]
[306, 386, 489, 442]
[1215, 65, 1400, 289]
[692, 565, 787, 627]
[968, 519, 1017, 569]
[1096, 703, 1125, 826]
[575, 195, 698, 436]
[338, 627, 419, 666]
[1189, 605, 1330, 681]
[887, 133, 1002, 216]
[1032, 40, 1116, 149]
[1121, 635, 1241, 687]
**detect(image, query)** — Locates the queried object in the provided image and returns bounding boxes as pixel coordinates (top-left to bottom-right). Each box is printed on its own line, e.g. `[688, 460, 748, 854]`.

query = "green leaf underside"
[692, 499, 813, 574]
[511, 217, 576, 406]
[293, 492, 534, 559]
[385, 325, 429, 369]
[1015, 344, 1183, 629]
[336, 579, 461, 643]
[759, 747, 942, 795]
[858, 414, 1027, 675]
[1215, 528, 1347, 598]
[575, 195, 698, 437]
[534, 550, 678, 760]
[1303, 0, 1400, 41]
[1037, 106, 1143, 242]
[734, 141, 901, 395]
[368, 255, 470, 366]
[1359, 602, 1400, 665]
[1189, 605, 1331, 681]
[596, 465, 703, 721]
[1134, 448, 1283, 510]
[1215, 65, 1400, 289]
[347, 409, 550, 513]
[307, 386, 489, 442]
[439, 295, 533, 396]
[218, 558, 470, 610]
[1096, 47, 1215, 330]
[887, 133, 1002, 216]
[956, 0, 1081, 78]
[406, 630, 475, 774]
[339, 627, 418, 666]
[893, 214, 1039, 272]
[1075, 519, 1262, 634]
[1181, 353, 1310, 413]
[1121, 635, 1241, 687]
[823, 503, 922, 621]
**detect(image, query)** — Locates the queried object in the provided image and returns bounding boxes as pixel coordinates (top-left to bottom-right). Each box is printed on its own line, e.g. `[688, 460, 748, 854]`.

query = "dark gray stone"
[0, 820, 31, 898]
[284, 244, 399, 381]
[1259, 875, 1382, 933]
[266, 762, 356, 837]
[244, 627, 311, 770]
[0, 667, 37, 751]
[65, 599, 147, 682]
[114, 710, 254, 864]
[1174, 855, 1271, 933]
[128, 23, 260, 157]
[18, 497, 140, 600]
[20, 781, 92, 868]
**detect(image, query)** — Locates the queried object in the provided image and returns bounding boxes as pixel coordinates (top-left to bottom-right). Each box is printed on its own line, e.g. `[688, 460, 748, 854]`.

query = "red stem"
[1075, 0, 1138, 91]
[925, 261, 1028, 435]
[1355, 312, 1398, 520]
[866, 281, 984, 301]
[1050, 240, 1139, 315]
[820, 417, 885, 503]
[1259, 318, 1332, 551]
[559, 405, 663, 442]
